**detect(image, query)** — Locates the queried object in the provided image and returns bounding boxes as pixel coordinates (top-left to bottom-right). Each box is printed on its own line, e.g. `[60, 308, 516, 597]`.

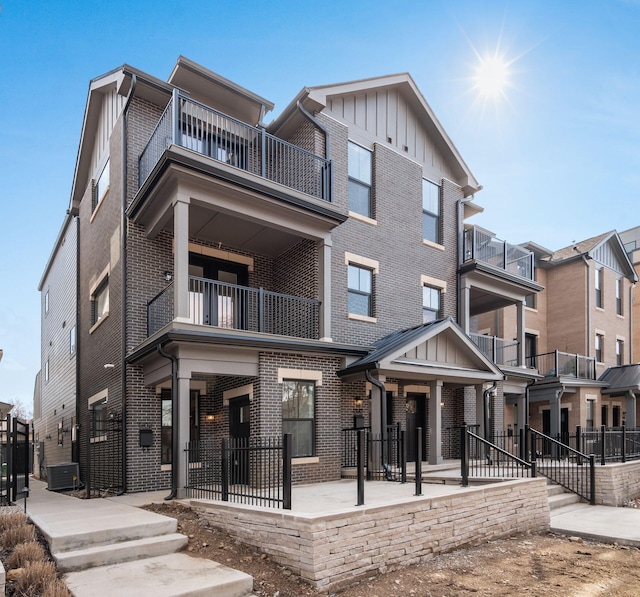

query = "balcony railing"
[527, 350, 596, 380]
[138, 90, 332, 202]
[463, 225, 534, 281]
[469, 333, 519, 367]
[147, 276, 320, 340]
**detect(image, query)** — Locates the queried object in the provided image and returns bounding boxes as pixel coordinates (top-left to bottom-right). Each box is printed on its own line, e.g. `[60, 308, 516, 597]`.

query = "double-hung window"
[422, 285, 441, 322]
[91, 277, 109, 327]
[595, 267, 603, 308]
[93, 159, 110, 211]
[422, 179, 441, 244]
[282, 380, 315, 458]
[348, 142, 372, 218]
[348, 264, 373, 317]
[616, 278, 622, 315]
[595, 333, 604, 362]
[616, 339, 624, 366]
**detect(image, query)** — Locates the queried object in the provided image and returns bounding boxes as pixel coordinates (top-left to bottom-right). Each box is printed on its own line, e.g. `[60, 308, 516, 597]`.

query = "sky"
[1, 0, 639, 414]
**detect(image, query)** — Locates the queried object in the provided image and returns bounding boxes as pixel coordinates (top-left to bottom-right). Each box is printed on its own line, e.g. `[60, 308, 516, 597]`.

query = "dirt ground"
[144, 502, 640, 597]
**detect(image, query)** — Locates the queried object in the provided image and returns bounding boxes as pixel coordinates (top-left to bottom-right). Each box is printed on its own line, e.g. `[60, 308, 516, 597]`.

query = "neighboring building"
[34, 213, 79, 478]
[620, 225, 640, 361]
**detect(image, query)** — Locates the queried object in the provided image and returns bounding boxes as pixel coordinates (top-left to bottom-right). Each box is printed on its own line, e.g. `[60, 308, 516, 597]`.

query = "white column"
[174, 196, 190, 322]
[626, 391, 637, 429]
[516, 300, 526, 367]
[475, 383, 485, 437]
[460, 283, 471, 334]
[317, 236, 332, 341]
[175, 370, 191, 498]
[429, 380, 443, 465]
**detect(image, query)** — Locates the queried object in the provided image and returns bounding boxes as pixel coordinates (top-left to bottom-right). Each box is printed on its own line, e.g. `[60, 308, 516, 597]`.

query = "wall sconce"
[353, 397, 363, 409]
[163, 271, 173, 282]
[205, 414, 216, 422]
[440, 401, 445, 408]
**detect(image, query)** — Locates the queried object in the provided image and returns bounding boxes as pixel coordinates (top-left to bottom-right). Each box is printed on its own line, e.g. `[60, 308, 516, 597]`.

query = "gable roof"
[338, 318, 503, 384]
[270, 73, 480, 196]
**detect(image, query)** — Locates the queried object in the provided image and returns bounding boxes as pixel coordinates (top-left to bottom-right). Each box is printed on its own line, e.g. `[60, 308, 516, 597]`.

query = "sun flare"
[474, 54, 510, 99]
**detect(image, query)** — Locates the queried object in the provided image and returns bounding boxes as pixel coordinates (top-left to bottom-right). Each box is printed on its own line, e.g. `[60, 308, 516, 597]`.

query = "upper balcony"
[138, 90, 332, 203]
[527, 350, 596, 380]
[463, 225, 534, 282]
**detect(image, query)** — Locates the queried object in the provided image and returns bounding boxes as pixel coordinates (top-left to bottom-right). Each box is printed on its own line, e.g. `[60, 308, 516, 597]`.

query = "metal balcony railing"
[463, 225, 534, 281]
[469, 332, 520, 366]
[147, 276, 320, 340]
[526, 350, 596, 380]
[139, 90, 332, 202]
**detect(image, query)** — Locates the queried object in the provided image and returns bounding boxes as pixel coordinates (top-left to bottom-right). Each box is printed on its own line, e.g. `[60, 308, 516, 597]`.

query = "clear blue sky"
[1, 0, 639, 413]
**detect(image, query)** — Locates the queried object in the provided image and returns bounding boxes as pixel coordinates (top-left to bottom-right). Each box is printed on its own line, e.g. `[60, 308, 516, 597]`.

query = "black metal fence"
[341, 425, 404, 481]
[88, 414, 123, 496]
[1, 415, 31, 505]
[185, 435, 292, 509]
[580, 426, 640, 465]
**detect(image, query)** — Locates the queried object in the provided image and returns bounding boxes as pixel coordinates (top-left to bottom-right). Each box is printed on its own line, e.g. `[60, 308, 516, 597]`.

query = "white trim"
[616, 334, 626, 342]
[292, 456, 320, 465]
[277, 369, 322, 385]
[422, 239, 445, 251]
[223, 383, 254, 406]
[348, 211, 377, 226]
[345, 252, 379, 274]
[420, 275, 447, 292]
[89, 264, 110, 297]
[595, 328, 606, 336]
[348, 313, 377, 323]
[88, 389, 108, 407]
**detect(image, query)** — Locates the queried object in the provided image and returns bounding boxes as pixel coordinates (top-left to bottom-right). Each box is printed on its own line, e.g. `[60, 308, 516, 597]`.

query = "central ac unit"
[46, 462, 80, 491]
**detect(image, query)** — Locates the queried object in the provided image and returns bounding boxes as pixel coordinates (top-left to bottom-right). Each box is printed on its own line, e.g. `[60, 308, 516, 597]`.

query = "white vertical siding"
[90, 87, 125, 177]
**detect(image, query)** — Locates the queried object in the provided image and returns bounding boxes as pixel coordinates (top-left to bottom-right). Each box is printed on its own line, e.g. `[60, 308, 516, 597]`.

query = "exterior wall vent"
[46, 462, 80, 491]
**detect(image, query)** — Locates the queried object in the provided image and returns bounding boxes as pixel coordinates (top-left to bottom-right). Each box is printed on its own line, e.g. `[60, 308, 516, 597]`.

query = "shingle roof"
[549, 232, 613, 263]
[599, 364, 640, 394]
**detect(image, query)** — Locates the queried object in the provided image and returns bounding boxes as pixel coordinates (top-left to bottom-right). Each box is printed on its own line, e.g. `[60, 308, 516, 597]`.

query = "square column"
[317, 236, 332, 341]
[429, 380, 443, 465]
[475, 383, 485, 437]
[516, 300, 526, 367]
[460, 283, 471, 334]
[173, 196, 190, 322]
[626, 391, 637, 429]
[175, 370, 191, 498]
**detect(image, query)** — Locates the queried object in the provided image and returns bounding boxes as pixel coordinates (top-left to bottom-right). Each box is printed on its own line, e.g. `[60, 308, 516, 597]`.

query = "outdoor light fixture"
[163, 271, 173, 281]
[354, 397, 363, 408]
[104, 363, 115, 369]
[205, 414, 216, 422]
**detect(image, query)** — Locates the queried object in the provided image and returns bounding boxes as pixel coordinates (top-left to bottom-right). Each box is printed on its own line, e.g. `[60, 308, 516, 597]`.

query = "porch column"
[626, 390, 637, 429]
[317, 236, 332, 341]
[475, 383, 485, 438]
[173, 195, 190, 322]
[516, 299, 525, 367]
[460, 282, 471, 334]
[175, 369, 191, 498]
[549, 389, 562, 440]
[463, 386, 477, 427]
[516, 394, 527, 432]
[429, 380, 444, 465]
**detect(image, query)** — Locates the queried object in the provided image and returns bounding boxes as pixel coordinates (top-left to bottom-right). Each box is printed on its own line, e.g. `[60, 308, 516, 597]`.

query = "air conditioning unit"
[47, 462, 80, 491]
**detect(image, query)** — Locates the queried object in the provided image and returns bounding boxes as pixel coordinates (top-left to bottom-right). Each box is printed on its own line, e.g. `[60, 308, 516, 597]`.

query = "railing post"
[600, 424, 606, 466]
[356, 429, 365, 506]
[171, 88, 180, 145]
[415, 427, 423, 496]
[460, 423, 469, 487]
[283, 433, 292, 510]
[554, 350, 559, 377]
[589, 454, 596, 505]
[576, 426, 583, 466]
[260, 127, 266, 178]
[400, 430, 407, 484]
[258, 287, 265, 333]
[622, 425, 627, 463]
[524, 424, 531, 463]
[492, 335, 497, 363]
[221, 438, 229, 502]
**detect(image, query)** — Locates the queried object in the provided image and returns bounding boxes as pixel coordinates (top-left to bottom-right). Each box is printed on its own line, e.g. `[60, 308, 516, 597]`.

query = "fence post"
[622, 425, 627, 463]
[576, 425, 583, 466]
[524, 424, 531, 463]
[260, 127, 266, 178]
[531, 460, 536, 478]
[356, 429, 365, 506]
[600, 424, 606, 466]
[283, 434, 292, 510]
[400, 430, 407, 484]
[519, 427, 525, 461]
[258, 288, 265, 333]
[221, 438, 229, 502]
[171, 88, 180, 144]
[460, 423, 468, 487]
[415, 427, 422, 496]
[589, 454, 596, 505]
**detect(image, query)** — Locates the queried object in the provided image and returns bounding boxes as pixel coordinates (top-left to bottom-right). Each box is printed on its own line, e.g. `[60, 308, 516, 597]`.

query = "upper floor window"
[616, 339, 624, 366]
[282, 380, 315, 458]
[595, 267, 603, 309]
[44, 290, 49, 315]
[616, 278, 622, 315]
[348, 142, 372, 218]
[69, 325, 76, 355]
[422, 285, 441, 323]
[348, 264, 373, 317]
[93, 159, 110, 211]
[91, 276, 109, 327]
[44, 359, 50, 382]
[595, 333, 604, 363]
[422, 179, 441, 244]
[524, 293, 537, 309]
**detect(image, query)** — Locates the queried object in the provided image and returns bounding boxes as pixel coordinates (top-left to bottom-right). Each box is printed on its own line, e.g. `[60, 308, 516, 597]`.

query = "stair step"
[548, 492, 581, 510]
[55, 533, 188, 572]
[64, 553, 254, 597]
[546, 484, 566, 497]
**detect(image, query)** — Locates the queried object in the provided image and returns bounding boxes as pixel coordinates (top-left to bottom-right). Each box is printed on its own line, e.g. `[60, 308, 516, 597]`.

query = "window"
[57, 422, 64, 447]
[616, 339, 624, 366]
[348, 264, 373, 317]
[525, 333, 538, 367]
[69, 325, 76, 355]
[44, 359, 49, 382]
[422, 285, 441, 322]
[595, 267, 603, 308]
[161, 389, 200, 465]
[587, 400, 595, 429]
[601, 405, 608, 428]
[91, 277, 109, 326]
[595, 333, 604, 362]
[616, 278, 622, 315]
[92, 402, 107, 439]
[93, 159, 110, 210]
[44, 290, 49, 315]
[348, 142, 372, 218]
[524, 293, 537, 309]
[282, 380, 315, 457]
[422, 179, 441, 244]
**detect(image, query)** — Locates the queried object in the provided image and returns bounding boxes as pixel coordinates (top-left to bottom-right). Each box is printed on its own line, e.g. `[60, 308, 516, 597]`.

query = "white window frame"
[348, 141, 373, 219]
[422, 178, 441, 245]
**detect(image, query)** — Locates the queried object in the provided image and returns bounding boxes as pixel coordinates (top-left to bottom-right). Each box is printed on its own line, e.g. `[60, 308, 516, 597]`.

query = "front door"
[189, 255, 249, 329]
[406, 393, 426, 462]
[229, 395, 250, 484]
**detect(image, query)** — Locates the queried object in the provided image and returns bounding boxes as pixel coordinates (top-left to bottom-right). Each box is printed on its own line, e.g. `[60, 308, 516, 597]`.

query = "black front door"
[189, 254, 249, 328]
[229, 395, 250, 484]
[406, 393, 426, 462]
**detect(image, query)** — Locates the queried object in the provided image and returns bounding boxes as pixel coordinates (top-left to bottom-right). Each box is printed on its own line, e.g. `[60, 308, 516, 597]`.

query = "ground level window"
[282, 380, 315, 457]
[161, 389, 200, 465]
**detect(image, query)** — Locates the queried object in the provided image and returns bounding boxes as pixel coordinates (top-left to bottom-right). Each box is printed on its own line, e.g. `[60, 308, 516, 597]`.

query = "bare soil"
[144, 502, 640, 597]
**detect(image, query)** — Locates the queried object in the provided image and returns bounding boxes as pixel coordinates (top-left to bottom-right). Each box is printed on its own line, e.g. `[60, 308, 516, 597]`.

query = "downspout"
[157, 344, 178, 500]
[483, 382, 497, 441]
[365, 368, 391, 479]
[296, 100, 332, 201]
[120, 73, 137, 495]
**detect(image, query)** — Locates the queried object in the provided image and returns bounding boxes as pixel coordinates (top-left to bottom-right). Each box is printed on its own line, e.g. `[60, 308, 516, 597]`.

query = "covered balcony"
[469, 333, 519, 368]
[138, 89, 331, 202]
[527, 350, 596, 380]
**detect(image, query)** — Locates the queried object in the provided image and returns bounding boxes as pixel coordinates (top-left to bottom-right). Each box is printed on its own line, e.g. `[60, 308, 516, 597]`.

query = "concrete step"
[64, 553, 254, 597]
[546, 484, 566, 497]
[54, 532, 188, 572]
[548, 491, 582, 511]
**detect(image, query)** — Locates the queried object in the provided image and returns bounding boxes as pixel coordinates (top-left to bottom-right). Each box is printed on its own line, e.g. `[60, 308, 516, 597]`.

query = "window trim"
[44, 359, 50, 382]
[595, 333, 604, 363]
[44, 290, 49, 315]
[89, 389, 109, 443]
[595, 267, 603, 309]
[92, 158, 110, 215]
[616, 278, 623, 316]
[422, 178, 441, 245]
[348, 141, 373, 219]
[282, 379, 316, 458]
[347, 263, 373, 318]
[89, 266, 110, 333]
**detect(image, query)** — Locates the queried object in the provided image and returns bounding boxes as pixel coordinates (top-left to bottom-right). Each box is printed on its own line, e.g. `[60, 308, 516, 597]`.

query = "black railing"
[526, 350, 596, 380]
[581, 425, 640, 465]
[147, 276, 320, 339]
[139, 92, 332, 202]
[1, 415, 31, 504]
[529, 427, 594, 504]
[341, 426, 371, 469]
[88, 413, 123, 497]
[367, 424, 403, 481]
[460, 424, 534, 485]
[185, 435, 292, 509]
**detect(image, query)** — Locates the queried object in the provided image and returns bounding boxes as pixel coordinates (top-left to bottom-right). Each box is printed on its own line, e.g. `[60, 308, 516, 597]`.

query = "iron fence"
[341, 426, 371, 469]
[367, 424, 403, 481]
[580, 426, 640, 464]
[185, 435, 291, 509]
[0, 415, 31, 504]
[88, 413, 123, 496]
[139, 92, 332, 202]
